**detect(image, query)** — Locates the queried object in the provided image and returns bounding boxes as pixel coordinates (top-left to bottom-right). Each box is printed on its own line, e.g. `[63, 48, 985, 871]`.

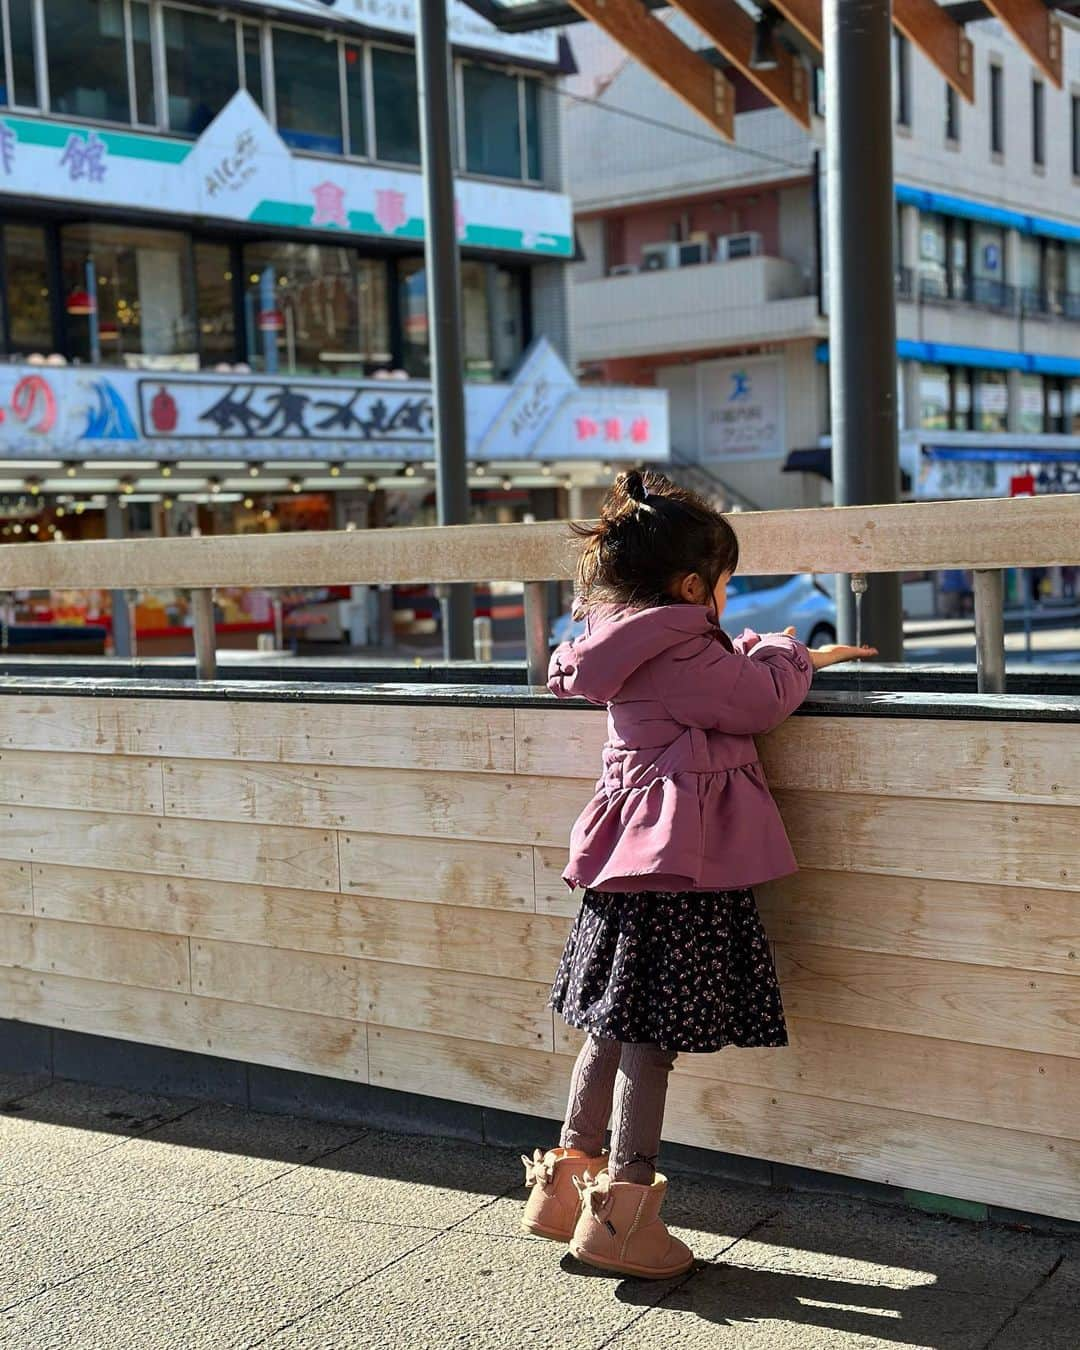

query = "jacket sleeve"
[653, 630, 813, 734]
[547, 640, 596, 702]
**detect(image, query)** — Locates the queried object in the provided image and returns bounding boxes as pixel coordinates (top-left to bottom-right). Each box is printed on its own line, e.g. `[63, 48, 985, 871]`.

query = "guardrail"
[1, 494, 1078, 689]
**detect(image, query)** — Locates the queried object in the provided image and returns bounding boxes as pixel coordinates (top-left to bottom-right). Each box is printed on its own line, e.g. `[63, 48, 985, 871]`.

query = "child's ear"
[676, 572, 706, 603]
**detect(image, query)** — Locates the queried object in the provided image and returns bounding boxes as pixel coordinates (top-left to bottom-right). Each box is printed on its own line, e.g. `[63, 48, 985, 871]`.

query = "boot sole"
[568, 1241, 694, 1280]
[521, 1218, 574, 1242]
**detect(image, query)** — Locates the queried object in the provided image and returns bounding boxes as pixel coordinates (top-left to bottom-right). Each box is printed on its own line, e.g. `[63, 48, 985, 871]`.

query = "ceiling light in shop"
[12, 524, 21, 535]
[64, 462, 79, 478]
[474, 463, 487, 477]
[160, 463, 174, 478]
[24, 478, 41, 496]
[403, 464, 417, 478]
[74, 502, 86, 515]
[501, 476, 513, 491]
[261, 508, 272, 520]
[208, 477, 222, 496]
[540, 463, 552, 476]
[162, 497, 174, 510]
[119, 478, 135, 495]
[289, 477, 303, 493]
[329, 463, 343, 477]
[243, 497, 255, 510]
[55, 507, 65, 518]
[248, 463, 262, 478]
[365, 477, 378, 491]
[29, 524, 39, 535]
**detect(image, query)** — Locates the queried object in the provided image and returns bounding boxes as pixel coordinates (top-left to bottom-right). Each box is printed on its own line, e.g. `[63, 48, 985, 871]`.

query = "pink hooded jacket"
[548, 604, 813, 893]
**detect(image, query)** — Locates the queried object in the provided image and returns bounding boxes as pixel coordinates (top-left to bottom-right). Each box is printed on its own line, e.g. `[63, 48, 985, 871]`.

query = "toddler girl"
[521, 470, 875, 1279]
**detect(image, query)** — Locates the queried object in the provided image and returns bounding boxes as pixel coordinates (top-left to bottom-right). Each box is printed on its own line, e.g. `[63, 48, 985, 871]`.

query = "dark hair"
[571, 469, 740, 614]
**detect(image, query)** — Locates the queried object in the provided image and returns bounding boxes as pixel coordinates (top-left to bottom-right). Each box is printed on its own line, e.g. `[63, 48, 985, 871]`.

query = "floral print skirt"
[549, 888, 788, 1054]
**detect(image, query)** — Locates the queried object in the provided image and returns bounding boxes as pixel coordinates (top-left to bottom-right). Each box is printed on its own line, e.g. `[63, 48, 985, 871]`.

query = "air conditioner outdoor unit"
[716, 231, 764, 261]
[608, 263, 640, 277]
[641, 242, 678, 271]
[675, 240, 711, 266]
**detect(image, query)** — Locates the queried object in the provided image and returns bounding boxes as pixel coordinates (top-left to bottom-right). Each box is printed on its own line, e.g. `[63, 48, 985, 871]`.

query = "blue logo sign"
[728, 370, 751, 401]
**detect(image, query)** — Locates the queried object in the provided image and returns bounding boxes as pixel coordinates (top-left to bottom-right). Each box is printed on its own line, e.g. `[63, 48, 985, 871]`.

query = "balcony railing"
[902, 270, 1080, 322]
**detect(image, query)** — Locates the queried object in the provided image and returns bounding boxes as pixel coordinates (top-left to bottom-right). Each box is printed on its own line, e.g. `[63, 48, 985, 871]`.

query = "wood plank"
[663, 1072, 1080, 1221]
[32, 864, 565, 984]
[566, 0, 735, 139]
[0, 860, 31, 915]
[516, 708, 604, 780]
[761, 718, 1080, 807]
[893, 0, 974, 100]
[666, 0, 810, 126]
[0, 697, 515, 774]
[757, 869, 1080, 977]
[0, 913, 189, 993]
[0, 495, 1076, 589]
[534, 848, 581, 918]
[369, 1025, 567, 1121]
[776, 789, 1080, 892]
[0, 750, 163, 816]
[163, 760, 586, 848]
[0, 805, 339, 892]
[771, 0, 822, 49]
[981, 0, 1062, 85]
[0, 966, 367, 1083]
[775, 942, 1080, 1059]
[191, 938, 555, 1052]
[339, 834, 534, 911]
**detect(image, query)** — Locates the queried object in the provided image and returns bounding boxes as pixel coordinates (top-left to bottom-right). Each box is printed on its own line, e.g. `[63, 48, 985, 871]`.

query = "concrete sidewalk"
[0, 1074, 1075, 1350]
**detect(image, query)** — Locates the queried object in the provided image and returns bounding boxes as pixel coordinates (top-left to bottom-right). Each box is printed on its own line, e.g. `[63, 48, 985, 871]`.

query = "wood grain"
[775, 943, 1080, 1059]
[777, 790, 1080, 892]
[0, 749, 163, 816]
[339, 834, 535, 910]
[0, 494, 1075, 590]
[0, 697, 515, 774]
[516, 709, 604, 780]
[191, 938, 555, 1051]
[0, 913, 189, 992]
[0, 860, 31, 915]
[533, 848, 580, 918]
[0, 806, 339, 892]
[163, 760, 586, 847]
[761, 718, 1080, 807]
[30, 863, 561, 979]
[757, 869, 1080, 976]
[0, 965, 367, 1082]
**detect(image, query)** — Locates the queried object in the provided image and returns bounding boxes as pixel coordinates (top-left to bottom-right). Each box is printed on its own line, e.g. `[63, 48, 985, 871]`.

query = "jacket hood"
[552, 604, 731, 703]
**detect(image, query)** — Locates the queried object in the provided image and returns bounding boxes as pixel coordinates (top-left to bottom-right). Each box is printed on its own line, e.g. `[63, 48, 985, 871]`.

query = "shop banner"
[0, 341, 668, 464]
[903, 437, 1080, 498]
[0, 92, 572, 259]
[256, 0, 559, 64]
[698, 356, 785, 461]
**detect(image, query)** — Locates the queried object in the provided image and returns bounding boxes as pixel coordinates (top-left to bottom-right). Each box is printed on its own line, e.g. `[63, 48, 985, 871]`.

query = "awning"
[785, 446, 912, 493]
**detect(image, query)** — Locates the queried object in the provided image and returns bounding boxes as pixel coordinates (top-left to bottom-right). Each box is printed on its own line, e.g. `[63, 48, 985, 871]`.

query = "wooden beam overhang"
[894, 0, 976, 99]
[979, 0, 1062, 84]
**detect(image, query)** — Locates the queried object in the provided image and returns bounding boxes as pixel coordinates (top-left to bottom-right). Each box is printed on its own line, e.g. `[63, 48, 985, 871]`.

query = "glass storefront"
[918, 364, 950, 430]
[3, 224, 52, 354]
[974, 369, 1008, 432]
[194, 242, 236, 368]
[398, 258, 527, 381]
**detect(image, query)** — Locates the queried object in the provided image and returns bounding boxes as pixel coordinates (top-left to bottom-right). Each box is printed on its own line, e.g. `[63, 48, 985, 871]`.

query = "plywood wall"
[0, 693, 1077, 1220]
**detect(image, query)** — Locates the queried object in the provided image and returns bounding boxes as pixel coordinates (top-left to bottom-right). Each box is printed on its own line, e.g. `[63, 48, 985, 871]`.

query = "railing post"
[973, 569, 1006, 694]
[523, 581, 549, 687]
[473, 615, 493, 663]
[191, 588, 217, 681]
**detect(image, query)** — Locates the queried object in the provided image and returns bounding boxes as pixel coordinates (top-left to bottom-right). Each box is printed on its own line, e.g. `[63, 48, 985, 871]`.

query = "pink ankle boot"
[569, 1170, 694, 1279]
[521, 1147, 608, 1241]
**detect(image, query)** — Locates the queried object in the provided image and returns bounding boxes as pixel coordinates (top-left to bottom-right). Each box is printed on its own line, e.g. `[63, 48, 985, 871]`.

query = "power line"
[557, 86, 811, 175]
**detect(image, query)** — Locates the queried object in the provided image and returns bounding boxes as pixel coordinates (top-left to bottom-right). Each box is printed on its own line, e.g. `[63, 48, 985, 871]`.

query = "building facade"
[0, 0, 669, 563]
[563, 15, 1080, 515]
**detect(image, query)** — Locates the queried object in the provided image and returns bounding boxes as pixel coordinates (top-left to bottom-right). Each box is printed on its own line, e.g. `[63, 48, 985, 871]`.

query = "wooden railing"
[1, 494, 1078, 685]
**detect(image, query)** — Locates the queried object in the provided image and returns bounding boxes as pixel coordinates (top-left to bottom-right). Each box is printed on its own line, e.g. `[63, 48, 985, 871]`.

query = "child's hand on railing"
[783, 626, 878, 669]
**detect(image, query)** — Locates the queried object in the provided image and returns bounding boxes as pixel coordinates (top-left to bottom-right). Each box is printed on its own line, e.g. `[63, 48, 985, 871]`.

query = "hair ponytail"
[570, 469, 739, 614]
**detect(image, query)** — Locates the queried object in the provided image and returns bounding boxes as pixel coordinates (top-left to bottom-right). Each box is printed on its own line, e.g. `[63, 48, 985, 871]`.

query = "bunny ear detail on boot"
[521, 1148, 609, 1243]
[522, 1149, 556, 1188]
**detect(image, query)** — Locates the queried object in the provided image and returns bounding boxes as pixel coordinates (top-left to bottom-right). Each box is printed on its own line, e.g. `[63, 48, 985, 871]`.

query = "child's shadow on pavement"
[563, 1255, 1005, 1348]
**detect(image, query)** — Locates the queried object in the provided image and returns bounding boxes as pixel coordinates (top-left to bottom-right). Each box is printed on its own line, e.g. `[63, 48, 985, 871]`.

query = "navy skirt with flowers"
[549, 888, 788, 1054]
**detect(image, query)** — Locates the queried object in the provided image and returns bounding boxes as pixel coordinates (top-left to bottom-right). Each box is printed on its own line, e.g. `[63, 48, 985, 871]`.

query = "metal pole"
[104, 497, 133, 659]
[824, 0, 904, 660]
[973, 569, 1005, 693]
[416, 0, 473, 661]
[524, 580, 550, 686]
[191, 589, 217, 681]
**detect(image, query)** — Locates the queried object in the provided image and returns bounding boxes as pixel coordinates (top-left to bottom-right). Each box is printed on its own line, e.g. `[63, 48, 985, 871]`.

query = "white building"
[563, 13, 1080, 512]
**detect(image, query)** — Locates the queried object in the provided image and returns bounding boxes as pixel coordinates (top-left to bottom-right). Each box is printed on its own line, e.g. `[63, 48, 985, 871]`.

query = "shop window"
[344, 44, 367, 157]
[951, 367, 973, 430]
[194, 242, 235, 368]
[971, 225, 1006, 307]
[372, 46, 420, 165]
[61, 223, 198, 368]
[243, 243, 390, 377]
[974, 369, 1008, 432]
[1017, 373, 1044, 434]
[398, 257, 428, 377]
[5, 0, 39, 106]
[400, 258, 526, 381]
[918, 364, 950, 430]
[917, 213, 948, 299]
[131, 1, 155, 124]
[1018, 235, 1043, 313]
[1045, 240, 1066, 315]
[46, 0, 128, 123]
[242, 24, 264, 110]
[463, 66, 540, 181]
[4, 224, 52, 354]
[272, 27, 342, 155]
[462, 261, 493, 381]
[164, 6, 239, 135]
[948, 220, 969, 301]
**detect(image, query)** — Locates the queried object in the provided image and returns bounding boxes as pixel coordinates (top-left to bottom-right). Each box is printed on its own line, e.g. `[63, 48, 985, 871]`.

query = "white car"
[550, 574, 837, 648]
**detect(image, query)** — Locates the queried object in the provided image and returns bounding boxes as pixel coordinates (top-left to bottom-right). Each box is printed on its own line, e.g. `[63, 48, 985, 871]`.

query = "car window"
[730, 575, 792, 595]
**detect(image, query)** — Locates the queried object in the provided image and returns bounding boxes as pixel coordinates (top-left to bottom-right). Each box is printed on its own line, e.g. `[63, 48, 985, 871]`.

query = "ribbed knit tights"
[559, 1034, 678, 1185]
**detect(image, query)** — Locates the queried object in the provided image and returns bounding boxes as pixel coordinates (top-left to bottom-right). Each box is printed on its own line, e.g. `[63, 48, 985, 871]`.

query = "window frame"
[1032, 78, 1045, 169]
[945, 82, 959, 146]
[989, 61, 1004, 157]
[894, 32, 911, 129]
[267, 18, 346, 158]
[369, 38, 423, 168]
[457, 57, 544, 185]
[161, 0, 242, 138]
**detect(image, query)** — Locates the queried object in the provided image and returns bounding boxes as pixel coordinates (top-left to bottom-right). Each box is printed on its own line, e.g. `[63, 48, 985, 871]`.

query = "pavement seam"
[980, 1252, 1066, 1349]
[244, 1181, 525, 1348]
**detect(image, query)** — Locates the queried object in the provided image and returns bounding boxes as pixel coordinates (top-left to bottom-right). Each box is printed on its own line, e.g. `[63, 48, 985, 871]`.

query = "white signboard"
[0, 349, 668, 464]
[901, 436, 1080, 498]
[0, 93, 573, 259]
[257, 0, 559, 64]
[698, 356, 785, 461]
